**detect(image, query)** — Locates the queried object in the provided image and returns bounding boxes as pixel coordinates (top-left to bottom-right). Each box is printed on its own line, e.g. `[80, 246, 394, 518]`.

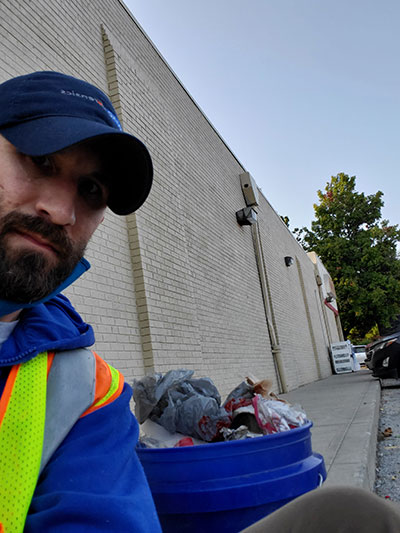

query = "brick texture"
[0, 0, 341, 397]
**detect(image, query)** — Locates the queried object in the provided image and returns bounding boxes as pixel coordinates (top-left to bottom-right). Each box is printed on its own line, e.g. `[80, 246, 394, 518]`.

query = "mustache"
[0, 212, 74, 257]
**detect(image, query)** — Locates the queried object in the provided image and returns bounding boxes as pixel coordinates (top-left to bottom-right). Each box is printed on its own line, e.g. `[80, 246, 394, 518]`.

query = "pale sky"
[125, 0, 400, 232]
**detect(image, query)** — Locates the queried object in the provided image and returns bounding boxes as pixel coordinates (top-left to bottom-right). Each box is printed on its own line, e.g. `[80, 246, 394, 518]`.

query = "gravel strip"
[374, 383, 400, 503]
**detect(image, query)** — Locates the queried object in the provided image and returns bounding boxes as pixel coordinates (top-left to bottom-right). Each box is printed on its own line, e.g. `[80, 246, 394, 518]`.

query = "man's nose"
[34, 179, 77, 226]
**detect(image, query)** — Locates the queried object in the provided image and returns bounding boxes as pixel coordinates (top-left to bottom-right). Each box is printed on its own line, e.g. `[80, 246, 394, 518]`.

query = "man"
[0, 71, 161, 531]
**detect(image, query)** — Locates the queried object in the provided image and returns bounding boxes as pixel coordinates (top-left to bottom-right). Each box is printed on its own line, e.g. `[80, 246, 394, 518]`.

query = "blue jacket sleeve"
[25, 383, 162, 532]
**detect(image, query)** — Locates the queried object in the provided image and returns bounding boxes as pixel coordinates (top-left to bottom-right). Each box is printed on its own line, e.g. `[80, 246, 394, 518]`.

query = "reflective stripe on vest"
[0, 349, 123, 532]
[0, 352, 47, 533]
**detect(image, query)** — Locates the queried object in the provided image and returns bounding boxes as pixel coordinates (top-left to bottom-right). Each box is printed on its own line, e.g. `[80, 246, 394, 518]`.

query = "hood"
[0, 293, 95, 366]
[368, 331, 400, 351]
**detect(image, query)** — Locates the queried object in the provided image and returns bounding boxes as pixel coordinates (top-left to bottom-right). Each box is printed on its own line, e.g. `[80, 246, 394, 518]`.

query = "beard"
[0, 211, 86, 303]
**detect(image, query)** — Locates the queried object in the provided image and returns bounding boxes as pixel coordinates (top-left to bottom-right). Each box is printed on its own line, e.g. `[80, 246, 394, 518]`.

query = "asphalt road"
[374, 382, 400, 503]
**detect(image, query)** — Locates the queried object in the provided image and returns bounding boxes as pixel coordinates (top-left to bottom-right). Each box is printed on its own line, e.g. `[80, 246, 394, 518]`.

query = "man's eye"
[30, 155, 54, 173]
[78, 178, 107, 208]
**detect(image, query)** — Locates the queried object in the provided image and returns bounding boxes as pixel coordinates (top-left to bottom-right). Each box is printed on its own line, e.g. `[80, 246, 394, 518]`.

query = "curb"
[323, 376, 381, 490]
[356, 377, 381, 490]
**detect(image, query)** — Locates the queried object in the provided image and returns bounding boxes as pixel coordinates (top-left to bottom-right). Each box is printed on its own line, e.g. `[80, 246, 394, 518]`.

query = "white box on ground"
[330, 341, 353, 374]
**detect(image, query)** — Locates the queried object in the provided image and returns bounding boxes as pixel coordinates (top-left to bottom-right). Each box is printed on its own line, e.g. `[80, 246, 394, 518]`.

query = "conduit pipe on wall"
[315, 273, 333, 347]
[251, 222, 288, 393]
[296, 258, 322, 380]
[335, 313, 345, 342]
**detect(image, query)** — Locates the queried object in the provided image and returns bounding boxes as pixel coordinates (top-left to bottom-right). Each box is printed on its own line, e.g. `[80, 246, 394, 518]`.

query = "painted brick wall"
[0, 0, 341, 397]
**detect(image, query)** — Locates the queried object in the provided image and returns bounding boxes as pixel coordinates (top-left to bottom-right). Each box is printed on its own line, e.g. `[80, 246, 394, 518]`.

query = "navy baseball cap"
[0, 71, 153, 215]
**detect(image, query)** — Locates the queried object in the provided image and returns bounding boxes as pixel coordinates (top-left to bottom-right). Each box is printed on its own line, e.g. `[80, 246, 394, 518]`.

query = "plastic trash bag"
[223, 380, 254, 415]
[133, 369, 231, 442]
[134, 370, 308, 446]
[133, 369, 194, 423]
[253, 395, 307, 434]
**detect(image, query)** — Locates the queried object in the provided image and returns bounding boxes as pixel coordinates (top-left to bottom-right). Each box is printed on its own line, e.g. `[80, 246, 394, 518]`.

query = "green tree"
[294, 173, 400, 339]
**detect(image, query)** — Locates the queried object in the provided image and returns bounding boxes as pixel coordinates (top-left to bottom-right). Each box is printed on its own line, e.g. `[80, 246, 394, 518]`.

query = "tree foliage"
[294, 173, 400, 339]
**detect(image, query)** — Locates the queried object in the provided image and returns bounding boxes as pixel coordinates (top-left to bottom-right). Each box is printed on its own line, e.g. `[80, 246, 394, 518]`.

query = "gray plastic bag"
[133, 369, 231, 441]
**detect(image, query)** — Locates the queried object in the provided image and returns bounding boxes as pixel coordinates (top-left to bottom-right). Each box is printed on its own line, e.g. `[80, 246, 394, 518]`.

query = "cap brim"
[0, 116, 153, 215]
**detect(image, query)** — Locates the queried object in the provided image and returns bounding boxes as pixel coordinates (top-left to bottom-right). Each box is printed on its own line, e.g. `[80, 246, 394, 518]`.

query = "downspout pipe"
[251, 223, 288, 393]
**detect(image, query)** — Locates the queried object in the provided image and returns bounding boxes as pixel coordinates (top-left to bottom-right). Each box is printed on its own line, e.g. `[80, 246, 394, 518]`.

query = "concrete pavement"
[282, 369, 381, 490]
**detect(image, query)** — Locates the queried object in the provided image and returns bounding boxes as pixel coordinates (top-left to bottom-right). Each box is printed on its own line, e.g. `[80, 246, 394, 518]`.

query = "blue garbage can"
[137, 421, 326, 532]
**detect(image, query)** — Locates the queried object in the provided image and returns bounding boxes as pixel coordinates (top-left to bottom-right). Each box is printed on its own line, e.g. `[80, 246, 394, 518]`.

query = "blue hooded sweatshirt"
[0, 294, 161, 532]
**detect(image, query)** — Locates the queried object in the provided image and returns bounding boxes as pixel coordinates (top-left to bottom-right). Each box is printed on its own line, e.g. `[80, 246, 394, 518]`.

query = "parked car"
[365, 332, 400, 378]
[352, 345, 367, 367]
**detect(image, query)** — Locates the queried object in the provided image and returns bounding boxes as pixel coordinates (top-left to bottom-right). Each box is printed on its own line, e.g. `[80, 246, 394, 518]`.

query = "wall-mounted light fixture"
[284, 256, 294, 267]
[236, 207, 258, 226]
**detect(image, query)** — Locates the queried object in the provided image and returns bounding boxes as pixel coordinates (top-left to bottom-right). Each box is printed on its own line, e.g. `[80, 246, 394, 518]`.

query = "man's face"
[0, 134, 108, 303]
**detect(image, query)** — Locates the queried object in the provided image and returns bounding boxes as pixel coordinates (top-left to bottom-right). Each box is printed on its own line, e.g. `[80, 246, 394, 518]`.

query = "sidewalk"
[282, 369, 381, 490]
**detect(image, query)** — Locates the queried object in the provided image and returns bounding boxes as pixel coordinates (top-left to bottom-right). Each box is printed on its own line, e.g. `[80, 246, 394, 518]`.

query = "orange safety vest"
[0, 349, 123, 533]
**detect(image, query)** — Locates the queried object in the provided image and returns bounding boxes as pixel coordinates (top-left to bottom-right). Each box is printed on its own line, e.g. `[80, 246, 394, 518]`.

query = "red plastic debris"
[174, 437, 194, 447]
